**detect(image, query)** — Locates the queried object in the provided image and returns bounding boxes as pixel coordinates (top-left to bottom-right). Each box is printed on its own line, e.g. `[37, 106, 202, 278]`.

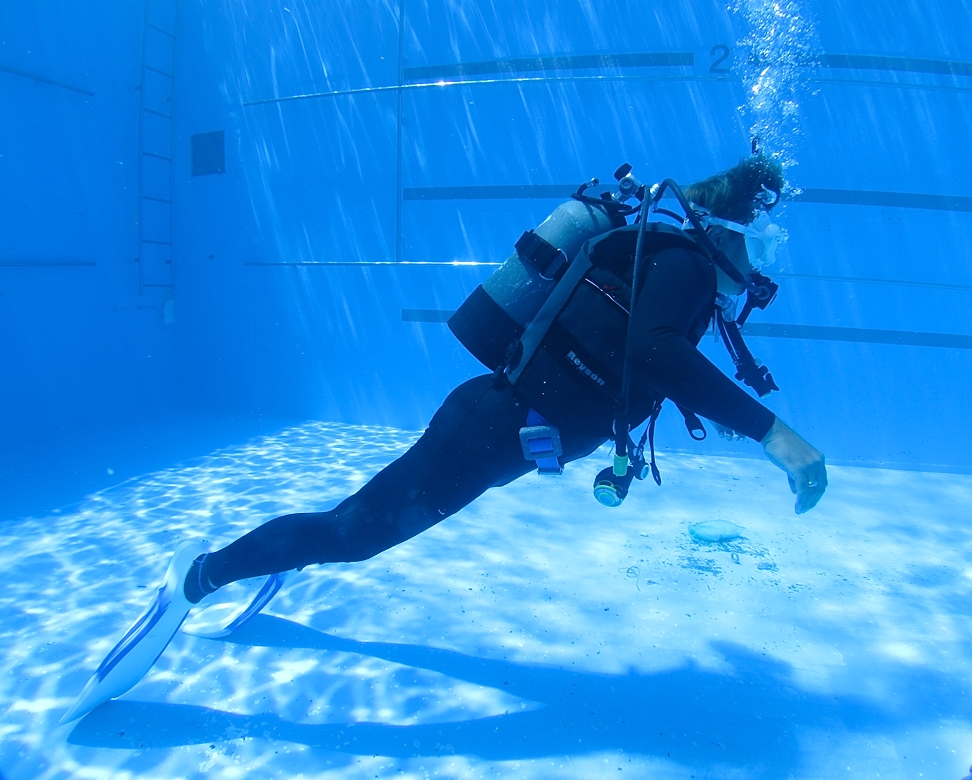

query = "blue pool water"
[2, 0, 972, 777]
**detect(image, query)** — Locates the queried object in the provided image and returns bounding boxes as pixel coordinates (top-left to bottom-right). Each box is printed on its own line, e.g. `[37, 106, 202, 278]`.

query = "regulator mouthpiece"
[743, 211, 783, 270]
[705, 211, 785, 271]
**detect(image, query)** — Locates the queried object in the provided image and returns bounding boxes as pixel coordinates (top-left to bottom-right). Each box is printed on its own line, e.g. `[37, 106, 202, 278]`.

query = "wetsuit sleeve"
[626, 247, 776, 442]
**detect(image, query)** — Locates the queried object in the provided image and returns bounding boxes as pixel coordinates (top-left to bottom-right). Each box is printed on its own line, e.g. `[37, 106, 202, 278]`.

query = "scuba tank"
[448, 191, 625, 374]
[483, 197, 622, 327]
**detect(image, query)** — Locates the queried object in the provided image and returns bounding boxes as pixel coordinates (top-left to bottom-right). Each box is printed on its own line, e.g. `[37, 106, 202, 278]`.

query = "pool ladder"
[136, 0, 178, 295]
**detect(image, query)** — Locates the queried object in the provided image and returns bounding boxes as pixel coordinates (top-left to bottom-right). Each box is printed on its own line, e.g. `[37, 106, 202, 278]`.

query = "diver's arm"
[628, 247, 827, 513]
[626, 248, 776, 441]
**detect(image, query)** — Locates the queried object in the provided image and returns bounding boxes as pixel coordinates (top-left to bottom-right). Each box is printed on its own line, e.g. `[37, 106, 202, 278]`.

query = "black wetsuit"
[200, 247, 775, 592]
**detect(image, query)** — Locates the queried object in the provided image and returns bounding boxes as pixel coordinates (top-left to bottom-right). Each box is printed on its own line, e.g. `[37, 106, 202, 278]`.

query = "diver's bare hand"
[712, 421, 746, 442]
[760, 418, 828, 514]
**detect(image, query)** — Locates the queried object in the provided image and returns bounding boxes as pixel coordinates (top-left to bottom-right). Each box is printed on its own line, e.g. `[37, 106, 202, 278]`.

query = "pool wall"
[4, 0, 972, 470]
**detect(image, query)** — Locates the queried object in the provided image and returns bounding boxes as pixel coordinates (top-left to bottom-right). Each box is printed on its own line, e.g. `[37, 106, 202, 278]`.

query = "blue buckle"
[519, 422, 564, 476]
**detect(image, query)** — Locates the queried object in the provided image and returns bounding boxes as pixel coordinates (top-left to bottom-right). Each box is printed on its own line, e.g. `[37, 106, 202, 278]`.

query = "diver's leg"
[64, 377, 603, 720]
[192, 375, 603, 595]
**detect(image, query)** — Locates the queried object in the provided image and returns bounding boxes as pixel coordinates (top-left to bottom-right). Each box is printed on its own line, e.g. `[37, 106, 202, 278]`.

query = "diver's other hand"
[759, 417, 828, 514]
[712, 421, 746, 442]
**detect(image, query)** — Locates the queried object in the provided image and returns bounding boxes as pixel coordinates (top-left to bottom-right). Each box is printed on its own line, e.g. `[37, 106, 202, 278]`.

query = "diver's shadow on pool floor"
[67, 614, 960, 775]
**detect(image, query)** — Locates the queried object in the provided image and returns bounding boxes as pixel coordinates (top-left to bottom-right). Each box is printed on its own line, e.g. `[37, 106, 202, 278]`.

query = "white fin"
[60, 541, 206, 725]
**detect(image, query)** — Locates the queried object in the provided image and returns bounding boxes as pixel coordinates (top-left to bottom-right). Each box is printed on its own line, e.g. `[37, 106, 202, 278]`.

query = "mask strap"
[706, 215, 761, 239]
[755, 184, 779, 207]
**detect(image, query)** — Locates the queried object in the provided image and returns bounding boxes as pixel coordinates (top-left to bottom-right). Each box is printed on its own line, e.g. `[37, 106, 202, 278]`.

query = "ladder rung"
[142, 196, 171, 203]
[142, 283, 173, 288]
[142, 107, 171, 119]
[142, 239, 172, 246]
[146, 23, 175, 38]
[142, 151, 172, 161]
[144, 65, 173, 78]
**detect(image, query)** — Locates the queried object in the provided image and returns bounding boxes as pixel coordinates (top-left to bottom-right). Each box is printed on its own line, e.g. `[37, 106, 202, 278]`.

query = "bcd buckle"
[519, 424, 564, 476]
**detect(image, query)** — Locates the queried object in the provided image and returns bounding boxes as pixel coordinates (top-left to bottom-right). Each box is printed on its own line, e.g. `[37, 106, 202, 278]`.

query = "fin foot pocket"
[182, 571, 288, 639]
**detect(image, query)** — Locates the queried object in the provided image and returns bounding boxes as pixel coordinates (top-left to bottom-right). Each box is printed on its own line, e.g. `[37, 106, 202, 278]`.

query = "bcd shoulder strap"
[505, 249, 593, 385]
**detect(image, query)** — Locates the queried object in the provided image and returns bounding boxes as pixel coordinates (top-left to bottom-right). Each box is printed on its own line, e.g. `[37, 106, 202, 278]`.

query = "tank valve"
[613, 163, 646, 203]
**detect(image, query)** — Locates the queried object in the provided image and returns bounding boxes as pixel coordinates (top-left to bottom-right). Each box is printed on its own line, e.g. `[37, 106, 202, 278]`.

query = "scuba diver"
[62, 154, 827, 723]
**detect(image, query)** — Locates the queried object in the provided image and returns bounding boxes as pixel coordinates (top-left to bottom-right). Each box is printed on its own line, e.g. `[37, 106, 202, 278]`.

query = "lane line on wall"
[404, 52, 972, 82]
[403, 52, 695, 80]
[0, 64, 95, 96]
[400, 308, 972, 349]
[242, 48, 972, 108]
[242, 70, 972, 107]
[241, 73, 740, 107]
[773, 273, 972, 293]
[808, 76, 972, 96]
[818, 53, 972, 77]
[0, 261, 97, 267]
[740, 322, 972, 349]
[245, 261, 501, 267]
[792, 188, 972, 212]
[401, 184, 972, 213]
[244, 263, 972, 293]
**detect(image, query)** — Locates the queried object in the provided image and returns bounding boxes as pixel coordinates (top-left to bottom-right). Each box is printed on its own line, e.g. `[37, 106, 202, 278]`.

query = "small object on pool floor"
[690, 520, 745, 543]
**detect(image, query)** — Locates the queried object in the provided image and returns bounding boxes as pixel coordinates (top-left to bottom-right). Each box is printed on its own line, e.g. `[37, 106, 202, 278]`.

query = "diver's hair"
[683, 155, 785, 224]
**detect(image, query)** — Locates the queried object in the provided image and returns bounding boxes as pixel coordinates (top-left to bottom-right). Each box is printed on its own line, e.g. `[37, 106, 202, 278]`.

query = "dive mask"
[705, 210, 785, 271]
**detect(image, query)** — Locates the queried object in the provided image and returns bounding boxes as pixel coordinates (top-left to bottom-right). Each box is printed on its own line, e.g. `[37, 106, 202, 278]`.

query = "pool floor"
[2, 421, 970, 779]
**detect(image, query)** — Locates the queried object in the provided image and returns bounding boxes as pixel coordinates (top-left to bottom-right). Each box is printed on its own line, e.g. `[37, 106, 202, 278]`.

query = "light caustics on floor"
[1, 421, 971, 779]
